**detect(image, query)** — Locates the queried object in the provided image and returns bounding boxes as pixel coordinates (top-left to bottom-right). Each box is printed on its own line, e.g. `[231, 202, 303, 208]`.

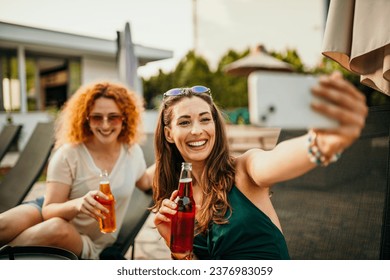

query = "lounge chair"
[99, 188, 153, 259]
[0, 124, 22, 162]
[0, 122, 54, 213]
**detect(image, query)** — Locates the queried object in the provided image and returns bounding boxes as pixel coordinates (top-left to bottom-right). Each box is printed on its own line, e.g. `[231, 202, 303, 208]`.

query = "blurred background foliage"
[143, 47, 390, 123]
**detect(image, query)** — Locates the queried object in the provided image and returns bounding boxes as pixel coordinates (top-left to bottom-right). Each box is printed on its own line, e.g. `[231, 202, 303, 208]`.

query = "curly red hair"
[54, 81, 144, 148]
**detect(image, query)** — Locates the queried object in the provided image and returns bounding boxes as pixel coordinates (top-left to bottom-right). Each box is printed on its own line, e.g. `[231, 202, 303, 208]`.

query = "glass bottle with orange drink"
[95, 170, 116, 233]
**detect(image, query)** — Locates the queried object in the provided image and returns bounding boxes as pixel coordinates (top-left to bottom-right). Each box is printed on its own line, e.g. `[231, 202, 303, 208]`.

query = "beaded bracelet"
[307, 130, 342, 167]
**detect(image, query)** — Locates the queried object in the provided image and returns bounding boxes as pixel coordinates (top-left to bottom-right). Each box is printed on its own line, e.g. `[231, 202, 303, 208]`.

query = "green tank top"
[193, 185, 290, 259]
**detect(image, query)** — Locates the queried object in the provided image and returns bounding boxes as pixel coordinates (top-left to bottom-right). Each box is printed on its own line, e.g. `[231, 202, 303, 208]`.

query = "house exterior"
[0, 21, 172, 148]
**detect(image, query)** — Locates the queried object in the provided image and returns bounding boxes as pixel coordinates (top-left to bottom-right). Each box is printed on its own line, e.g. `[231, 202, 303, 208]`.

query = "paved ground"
[129, 214, 171, 260]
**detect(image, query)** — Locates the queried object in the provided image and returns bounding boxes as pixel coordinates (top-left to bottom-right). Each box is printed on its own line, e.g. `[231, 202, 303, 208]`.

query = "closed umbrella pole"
[117, 22, 140, 94]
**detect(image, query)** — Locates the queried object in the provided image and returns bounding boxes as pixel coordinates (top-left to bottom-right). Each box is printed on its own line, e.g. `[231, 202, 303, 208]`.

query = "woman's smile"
[187, 140, 207, 148]
[97, 128, 116, 137]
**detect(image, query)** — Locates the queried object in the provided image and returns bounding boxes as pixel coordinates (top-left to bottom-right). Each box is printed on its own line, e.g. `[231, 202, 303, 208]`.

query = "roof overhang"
[0, 21, 173, 65]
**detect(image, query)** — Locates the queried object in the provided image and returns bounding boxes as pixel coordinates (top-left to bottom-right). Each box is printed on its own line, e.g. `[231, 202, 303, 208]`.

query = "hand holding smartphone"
[248, 71, 338, 129]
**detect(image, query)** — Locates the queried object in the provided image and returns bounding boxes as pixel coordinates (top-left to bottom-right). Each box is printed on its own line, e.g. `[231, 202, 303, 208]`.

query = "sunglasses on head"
[87, 114, 124, 126]
[163, 85, 211, 99]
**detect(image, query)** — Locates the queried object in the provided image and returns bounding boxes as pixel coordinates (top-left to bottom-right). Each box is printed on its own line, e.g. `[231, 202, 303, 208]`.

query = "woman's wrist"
[171, 252, 193, 260]
[306, 130, 342, 166]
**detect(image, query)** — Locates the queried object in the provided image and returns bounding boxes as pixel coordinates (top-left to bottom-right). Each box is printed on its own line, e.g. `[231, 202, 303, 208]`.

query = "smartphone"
[248, 71, 338, 129]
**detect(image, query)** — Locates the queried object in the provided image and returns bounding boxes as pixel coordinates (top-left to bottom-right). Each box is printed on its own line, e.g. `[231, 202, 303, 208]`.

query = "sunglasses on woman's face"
[163, 85, 211, 99]
[87, 114, 124, 126]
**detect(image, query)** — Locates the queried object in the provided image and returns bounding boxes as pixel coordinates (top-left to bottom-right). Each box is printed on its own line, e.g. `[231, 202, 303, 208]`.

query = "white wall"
[82, 56, 118, 84]
[143, 110, 158, 133]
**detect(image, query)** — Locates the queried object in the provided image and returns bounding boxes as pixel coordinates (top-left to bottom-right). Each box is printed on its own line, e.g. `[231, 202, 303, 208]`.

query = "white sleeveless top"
[46, 143, 146, 259]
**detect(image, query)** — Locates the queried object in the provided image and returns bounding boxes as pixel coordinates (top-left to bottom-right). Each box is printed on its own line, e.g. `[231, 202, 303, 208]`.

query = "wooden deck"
[226, 125, 280, 155]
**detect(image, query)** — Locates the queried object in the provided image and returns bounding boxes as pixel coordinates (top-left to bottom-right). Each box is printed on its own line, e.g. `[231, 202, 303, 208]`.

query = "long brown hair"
[152, 91, 235, 234]
[54, 81, 143, 148]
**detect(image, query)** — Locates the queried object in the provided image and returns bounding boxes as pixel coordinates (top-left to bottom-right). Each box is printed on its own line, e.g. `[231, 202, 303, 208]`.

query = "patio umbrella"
[224, 45, 293, 76]
[117, 22, 140, 94]
[322, 0, 390, 95]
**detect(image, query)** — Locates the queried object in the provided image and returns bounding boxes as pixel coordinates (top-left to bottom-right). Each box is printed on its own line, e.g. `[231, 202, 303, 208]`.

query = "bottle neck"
[178, 178, 193, 198]
[100, 181, 112, 194]
[100, 170, 111, 194]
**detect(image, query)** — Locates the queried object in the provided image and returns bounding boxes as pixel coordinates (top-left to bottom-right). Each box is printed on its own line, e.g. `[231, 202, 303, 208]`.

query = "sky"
[0, 0, 328, 78]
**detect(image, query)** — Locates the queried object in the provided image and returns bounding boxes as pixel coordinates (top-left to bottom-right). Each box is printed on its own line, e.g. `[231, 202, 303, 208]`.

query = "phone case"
[248, 71, 338, 129]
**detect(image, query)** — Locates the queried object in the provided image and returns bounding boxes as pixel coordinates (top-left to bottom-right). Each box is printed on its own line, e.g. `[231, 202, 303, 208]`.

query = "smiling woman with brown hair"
[152, 73, 368, 260]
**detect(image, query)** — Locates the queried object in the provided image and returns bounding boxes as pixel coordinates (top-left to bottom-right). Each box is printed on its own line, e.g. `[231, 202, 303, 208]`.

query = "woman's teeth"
[188, 140, 206, 147]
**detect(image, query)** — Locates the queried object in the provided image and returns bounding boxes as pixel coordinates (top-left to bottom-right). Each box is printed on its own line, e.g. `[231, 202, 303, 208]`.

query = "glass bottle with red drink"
[170, 162, 196, 260]
[95, 170, 116, 233]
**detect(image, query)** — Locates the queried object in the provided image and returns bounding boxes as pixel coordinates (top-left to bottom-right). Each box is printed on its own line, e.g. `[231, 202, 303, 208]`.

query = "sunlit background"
[0, 0, 328, 78]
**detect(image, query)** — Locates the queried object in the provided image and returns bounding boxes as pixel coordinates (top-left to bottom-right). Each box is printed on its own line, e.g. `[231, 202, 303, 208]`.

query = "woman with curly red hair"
[0, 81, 154, 259]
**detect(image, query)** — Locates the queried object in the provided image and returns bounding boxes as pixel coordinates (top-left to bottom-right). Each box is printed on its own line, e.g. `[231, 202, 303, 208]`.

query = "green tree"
[269, 48, 305, 73]
[212, 49, 248, 109]
[173, 50, 213, 87]
[142, 70, 175, 109]
[143, 51, 213, 109]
